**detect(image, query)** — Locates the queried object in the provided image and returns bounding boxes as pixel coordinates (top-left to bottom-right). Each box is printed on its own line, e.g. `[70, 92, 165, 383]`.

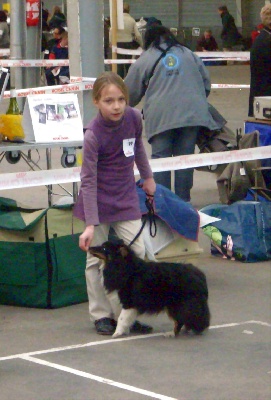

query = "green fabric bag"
[0, 197, 87, 308]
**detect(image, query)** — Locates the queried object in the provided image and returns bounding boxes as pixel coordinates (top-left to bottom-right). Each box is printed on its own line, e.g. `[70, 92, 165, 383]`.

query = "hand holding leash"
[140, 177, 156, 199]
[79, 225, 95, 252]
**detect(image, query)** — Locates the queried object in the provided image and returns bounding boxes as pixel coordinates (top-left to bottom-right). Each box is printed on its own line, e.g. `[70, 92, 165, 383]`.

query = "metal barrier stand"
[0, 140, 83, 206]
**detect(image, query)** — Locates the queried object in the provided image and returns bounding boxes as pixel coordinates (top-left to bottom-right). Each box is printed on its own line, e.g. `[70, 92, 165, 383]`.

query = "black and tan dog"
[89, 241, 210, 338]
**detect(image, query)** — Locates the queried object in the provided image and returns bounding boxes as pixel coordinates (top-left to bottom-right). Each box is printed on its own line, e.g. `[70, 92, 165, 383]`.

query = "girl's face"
[94, 84, 126, 122]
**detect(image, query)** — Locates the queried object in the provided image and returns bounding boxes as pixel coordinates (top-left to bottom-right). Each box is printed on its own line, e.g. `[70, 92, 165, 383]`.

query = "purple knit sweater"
[73, 106, 153, 226]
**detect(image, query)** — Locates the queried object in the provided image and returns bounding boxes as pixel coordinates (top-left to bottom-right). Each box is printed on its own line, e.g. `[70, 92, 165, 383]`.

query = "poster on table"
[22, 93, 83, 143]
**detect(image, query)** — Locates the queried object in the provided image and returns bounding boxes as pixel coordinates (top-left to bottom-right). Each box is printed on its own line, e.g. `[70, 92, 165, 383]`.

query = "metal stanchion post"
[111, 0, 118, 73]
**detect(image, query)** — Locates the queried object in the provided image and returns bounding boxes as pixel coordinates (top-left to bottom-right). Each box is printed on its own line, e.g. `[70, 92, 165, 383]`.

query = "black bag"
[196, 104, 237, 169]
[216, 131, 268, 203]
[196, 127, 237, 172]
[217, 161, 251, 204]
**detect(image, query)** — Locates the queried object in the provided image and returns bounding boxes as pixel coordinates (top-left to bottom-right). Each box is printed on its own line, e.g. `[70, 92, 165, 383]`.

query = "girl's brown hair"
[92, 72, 129, 103]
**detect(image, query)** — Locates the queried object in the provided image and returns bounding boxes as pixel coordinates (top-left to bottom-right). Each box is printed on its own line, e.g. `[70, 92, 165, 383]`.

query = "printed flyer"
[22, 93, 83, 143]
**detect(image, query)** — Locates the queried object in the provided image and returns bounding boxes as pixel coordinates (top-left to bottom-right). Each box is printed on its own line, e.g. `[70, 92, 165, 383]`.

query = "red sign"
[26, 0, 40, 27]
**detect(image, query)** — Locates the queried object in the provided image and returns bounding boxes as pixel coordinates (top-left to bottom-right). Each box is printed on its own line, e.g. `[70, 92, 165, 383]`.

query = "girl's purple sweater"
[73, 106, 153, 226]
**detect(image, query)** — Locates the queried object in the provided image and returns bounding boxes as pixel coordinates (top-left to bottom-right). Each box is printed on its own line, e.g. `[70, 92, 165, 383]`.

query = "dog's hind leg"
[166, 306, 184, 337]
[174, 320, 184, 336]
[112, 308, 138, 338]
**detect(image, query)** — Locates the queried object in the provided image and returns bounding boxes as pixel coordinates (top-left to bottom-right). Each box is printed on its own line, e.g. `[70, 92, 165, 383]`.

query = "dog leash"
[128, 195, 157, 248]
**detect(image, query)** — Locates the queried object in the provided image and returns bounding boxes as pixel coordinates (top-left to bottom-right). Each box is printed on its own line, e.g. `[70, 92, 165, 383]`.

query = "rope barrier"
[0, 146, 270, 191]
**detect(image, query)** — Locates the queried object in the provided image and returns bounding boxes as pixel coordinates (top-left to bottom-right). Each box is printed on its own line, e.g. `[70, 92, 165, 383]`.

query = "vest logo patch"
[163, 53, 179, 70]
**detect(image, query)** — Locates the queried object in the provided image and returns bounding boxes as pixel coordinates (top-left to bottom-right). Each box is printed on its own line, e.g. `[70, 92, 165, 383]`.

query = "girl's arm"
[80, 129, 100, 227]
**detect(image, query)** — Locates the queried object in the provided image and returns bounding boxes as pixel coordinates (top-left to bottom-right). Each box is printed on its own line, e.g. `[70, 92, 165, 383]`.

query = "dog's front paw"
[163, 331, 176, 338]
[112, 329, 128, 338]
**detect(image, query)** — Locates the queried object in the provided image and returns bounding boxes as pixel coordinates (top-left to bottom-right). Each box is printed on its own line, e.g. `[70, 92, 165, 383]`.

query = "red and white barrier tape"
[195, 51, 250, 58]
[0, 57, 249, 67]
[1, 48, 250, 59]
[201, 57, 249, 62]
[64, 77, 251, 90]
[112, 47, 250, 59]
[0, 59, 69, 67]
[0, 49, 10, 56]
[105, 59, 136, 64]
[111, 46, 142, 56]
[211, 84, 250, 89]
[0, 146, 270, 191]
[2, 78, 249, 98]
[0, 50, 250, 69]
[3, 80, 95, 99]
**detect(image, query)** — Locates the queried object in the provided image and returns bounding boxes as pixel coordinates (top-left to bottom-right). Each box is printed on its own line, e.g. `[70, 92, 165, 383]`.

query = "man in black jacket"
[248, 4, 271, 117]
[218, 5, 241, 50]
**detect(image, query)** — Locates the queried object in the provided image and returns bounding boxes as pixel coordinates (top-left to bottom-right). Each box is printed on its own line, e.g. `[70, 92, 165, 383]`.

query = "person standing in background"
[45, 31, 69, 85]
[218, 5, 241, 50]
[124, 26, 214, 203]
[110, 3, 143, 78]
[44, 26, 65, 58]
[104, 17, 111, 70]
[248, 4, 271, 117]
[0, 10, 10, 49]
[48, 5, 66, 30]
[251, 23, 264, 43]
[41, 1, 50, 31]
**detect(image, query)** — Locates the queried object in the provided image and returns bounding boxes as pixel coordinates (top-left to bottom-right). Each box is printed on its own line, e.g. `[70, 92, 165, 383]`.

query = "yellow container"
[0, 114, 25, 141]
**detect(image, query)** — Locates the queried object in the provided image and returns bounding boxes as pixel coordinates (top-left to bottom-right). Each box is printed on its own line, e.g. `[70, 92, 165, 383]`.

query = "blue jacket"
[125, 42, 214, 142]
[137, 183, 199, 241]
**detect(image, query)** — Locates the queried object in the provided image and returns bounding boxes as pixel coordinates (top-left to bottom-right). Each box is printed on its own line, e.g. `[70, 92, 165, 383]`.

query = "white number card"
[123, 138, 135, 157]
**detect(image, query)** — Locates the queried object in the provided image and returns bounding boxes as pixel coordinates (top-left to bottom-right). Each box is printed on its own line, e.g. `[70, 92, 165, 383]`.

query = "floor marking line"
[1, 320, 270, 361]
[246, 320, 271, 327]
[20, 355, 179, 400]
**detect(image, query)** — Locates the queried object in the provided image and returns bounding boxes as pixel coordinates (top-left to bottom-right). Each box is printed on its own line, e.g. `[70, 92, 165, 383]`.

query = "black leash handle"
[128, 196, 157, 248]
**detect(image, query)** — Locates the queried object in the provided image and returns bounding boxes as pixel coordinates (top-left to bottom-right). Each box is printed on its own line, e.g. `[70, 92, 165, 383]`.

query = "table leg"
[46, 147, 52, 206]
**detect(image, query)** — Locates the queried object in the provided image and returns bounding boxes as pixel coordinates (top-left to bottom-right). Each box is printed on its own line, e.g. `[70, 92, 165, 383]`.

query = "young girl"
[73, 72, 156, 335]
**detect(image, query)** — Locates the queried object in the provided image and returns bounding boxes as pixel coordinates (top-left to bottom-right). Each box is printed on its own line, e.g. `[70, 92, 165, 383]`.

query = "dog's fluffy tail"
[184, 296, 210, 334]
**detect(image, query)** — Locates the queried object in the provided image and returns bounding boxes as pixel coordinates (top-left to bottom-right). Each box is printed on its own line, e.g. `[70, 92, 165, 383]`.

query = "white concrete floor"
[0, 64, 270, 400]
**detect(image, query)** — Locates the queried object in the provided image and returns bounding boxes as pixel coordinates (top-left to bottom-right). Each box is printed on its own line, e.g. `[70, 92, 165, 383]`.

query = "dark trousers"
[150, 126, 199, 202]
[117, 41, 138, 78]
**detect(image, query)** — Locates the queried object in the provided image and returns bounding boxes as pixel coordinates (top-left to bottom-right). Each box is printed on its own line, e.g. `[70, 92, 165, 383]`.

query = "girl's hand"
[142, 178, 156, 198]
[79, 225, 95, 252]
